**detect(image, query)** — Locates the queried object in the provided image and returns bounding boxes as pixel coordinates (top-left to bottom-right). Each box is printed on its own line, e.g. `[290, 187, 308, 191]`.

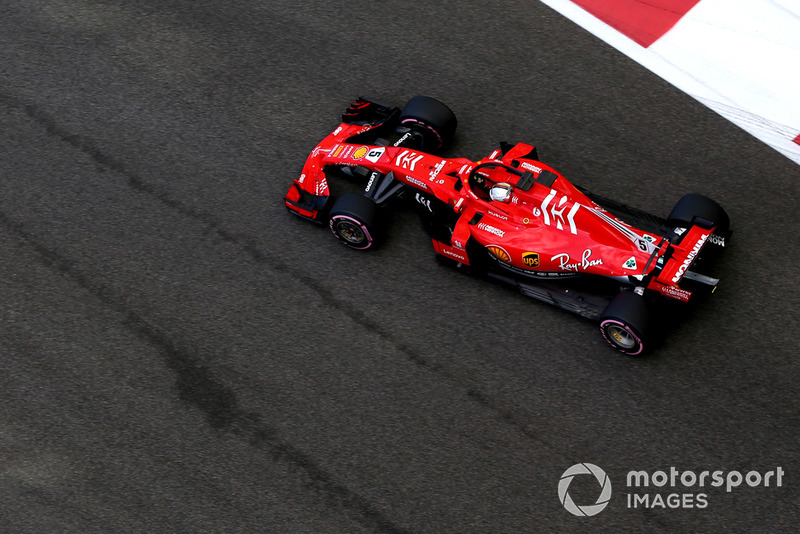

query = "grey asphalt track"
[1, 1, 798, 532]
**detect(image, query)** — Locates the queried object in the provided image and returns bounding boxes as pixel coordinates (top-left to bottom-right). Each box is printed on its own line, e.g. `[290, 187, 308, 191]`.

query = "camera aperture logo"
[559, 464, 785, 516]
[558, 463, 612, 516]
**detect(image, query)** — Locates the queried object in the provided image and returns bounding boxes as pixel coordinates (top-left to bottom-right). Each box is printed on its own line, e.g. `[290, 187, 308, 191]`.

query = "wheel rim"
[334, 218, 367, 246]
[606, 324, 637, 350]
[400, 118, 444, 150]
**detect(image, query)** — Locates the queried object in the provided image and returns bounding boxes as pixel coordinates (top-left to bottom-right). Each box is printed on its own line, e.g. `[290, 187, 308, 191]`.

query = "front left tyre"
[328, 193, 381, 250]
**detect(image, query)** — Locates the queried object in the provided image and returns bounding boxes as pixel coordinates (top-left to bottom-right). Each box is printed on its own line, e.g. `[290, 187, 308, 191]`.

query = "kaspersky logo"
[558, 463, 612, 516]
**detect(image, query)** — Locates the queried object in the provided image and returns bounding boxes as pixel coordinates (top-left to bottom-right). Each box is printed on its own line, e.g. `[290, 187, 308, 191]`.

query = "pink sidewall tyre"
[399, 96, 457, 152]
[328, 193, 380, 250]
[599, 291, 649, 355]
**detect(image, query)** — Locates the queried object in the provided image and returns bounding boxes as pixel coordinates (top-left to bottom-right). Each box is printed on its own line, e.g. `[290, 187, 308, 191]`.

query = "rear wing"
[659, 226, 712, 285]
[647, 225, 718, 302]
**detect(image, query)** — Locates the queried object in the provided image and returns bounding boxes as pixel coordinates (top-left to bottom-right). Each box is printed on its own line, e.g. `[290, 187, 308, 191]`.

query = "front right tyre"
[399, 96, 457, 152]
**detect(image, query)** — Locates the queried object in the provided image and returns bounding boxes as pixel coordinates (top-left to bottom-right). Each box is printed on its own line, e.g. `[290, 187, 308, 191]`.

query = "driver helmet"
[489, 182, 513, 203]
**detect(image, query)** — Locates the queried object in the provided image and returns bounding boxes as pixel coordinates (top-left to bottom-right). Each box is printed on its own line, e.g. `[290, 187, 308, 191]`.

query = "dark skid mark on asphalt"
[0, 211, 410, 534]
[5, 89, 552, 442]
[0, 94, 410, 534]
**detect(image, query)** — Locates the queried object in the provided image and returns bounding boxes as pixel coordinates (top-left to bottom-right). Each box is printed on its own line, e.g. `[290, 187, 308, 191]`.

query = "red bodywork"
[285, 120, 717, 303]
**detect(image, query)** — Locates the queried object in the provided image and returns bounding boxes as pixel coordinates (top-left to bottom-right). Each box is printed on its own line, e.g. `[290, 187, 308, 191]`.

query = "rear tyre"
[399, 96, 457, 152]
[328, 194, 381, 250]
[667, 193, 730, 233]
[599, 291, 649, 355]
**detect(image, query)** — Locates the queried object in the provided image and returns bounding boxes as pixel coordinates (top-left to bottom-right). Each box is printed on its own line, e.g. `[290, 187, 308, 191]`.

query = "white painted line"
[539, 0, 800, 165]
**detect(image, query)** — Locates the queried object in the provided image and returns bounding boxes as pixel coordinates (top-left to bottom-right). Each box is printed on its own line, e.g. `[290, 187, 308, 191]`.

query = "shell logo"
[487, 245, 511, 263]
[352, 146, 368, 160]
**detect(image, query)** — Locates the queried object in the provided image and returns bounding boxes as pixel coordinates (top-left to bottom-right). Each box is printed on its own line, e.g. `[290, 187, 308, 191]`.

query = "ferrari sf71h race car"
[284, 96, 731, 354]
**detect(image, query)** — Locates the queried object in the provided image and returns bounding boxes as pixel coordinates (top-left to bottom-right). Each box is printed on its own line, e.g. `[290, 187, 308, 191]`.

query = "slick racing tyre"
[599, 291, 649, 355]
[399, 96, 457, 152]
[667, 193, 730, 234]
[328, 193, 380, 250]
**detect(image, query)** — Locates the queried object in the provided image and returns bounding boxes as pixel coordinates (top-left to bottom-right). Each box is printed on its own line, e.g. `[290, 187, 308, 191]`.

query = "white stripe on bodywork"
[584, 205, 655, 252]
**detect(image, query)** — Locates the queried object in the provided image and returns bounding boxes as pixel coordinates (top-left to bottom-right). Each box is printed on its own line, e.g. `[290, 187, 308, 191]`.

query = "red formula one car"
[285, 96, 730, 354]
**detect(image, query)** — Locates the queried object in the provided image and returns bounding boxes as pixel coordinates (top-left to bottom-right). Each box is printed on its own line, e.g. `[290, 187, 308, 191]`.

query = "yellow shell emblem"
[488, 246, 511, 263]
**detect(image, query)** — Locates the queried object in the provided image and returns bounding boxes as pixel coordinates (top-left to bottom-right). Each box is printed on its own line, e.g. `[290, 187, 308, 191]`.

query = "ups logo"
[522, 252, 540, 267]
